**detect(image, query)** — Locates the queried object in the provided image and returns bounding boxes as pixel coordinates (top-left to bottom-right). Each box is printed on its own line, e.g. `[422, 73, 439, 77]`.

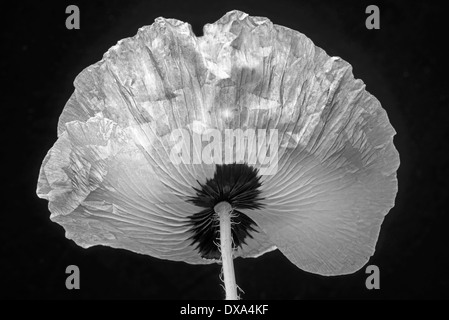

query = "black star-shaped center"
[187, 163, 265, 259]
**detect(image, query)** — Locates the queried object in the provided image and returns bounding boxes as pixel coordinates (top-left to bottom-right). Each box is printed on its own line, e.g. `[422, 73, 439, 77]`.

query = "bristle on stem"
[214, 201, 238, 300]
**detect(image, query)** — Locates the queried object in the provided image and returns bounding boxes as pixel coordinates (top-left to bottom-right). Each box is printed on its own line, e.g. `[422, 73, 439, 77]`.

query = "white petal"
[38, 10, 398, 273]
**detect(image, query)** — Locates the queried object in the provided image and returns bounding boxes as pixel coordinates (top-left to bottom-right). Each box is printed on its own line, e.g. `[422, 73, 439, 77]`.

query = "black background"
[1, 0, 448, 300]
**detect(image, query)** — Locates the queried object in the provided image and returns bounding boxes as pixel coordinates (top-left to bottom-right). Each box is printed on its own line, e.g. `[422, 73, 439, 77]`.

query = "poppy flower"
[37, 10, 399, 296]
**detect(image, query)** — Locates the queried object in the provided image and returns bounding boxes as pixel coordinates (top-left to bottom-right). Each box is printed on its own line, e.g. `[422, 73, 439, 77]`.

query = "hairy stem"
[214, 201, 238, 300]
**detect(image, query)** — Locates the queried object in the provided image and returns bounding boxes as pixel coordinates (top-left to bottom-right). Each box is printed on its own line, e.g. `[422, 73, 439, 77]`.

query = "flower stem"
[214, 201, 238, 300]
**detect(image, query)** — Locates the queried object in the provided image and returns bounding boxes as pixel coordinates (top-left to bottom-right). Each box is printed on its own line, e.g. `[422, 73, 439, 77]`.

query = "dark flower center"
[187, 163, 264, 259]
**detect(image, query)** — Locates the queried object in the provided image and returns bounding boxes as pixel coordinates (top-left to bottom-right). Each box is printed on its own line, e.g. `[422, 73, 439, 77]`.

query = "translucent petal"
[37, 10, 399, 273]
